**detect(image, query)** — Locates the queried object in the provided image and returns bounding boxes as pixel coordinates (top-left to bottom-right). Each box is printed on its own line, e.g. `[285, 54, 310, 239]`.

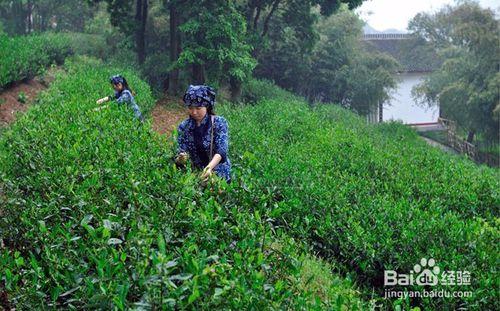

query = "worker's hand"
[175, 152, 189, 165]
[96, 97, 107, 105]
[92, 104, 109, 112]
[200, 166, 213, 181]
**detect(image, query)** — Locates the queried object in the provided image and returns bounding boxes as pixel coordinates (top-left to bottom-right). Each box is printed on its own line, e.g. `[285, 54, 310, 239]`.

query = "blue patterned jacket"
[177, 114, 232, 182]
[110, 89, 143, 120]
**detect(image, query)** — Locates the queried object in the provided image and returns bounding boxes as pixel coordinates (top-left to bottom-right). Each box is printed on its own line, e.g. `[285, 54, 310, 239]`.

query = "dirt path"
[0, 79, 46, 126]
[420, 136, 457, 154]
[1, 71, 187, 136]
[0, 67, 61, 127]
[150, 95, 187, 138]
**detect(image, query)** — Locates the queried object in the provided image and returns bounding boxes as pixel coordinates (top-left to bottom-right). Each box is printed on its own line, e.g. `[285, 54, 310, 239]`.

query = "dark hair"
[110, 75, 134, 95]
[207, 105, 216, 115]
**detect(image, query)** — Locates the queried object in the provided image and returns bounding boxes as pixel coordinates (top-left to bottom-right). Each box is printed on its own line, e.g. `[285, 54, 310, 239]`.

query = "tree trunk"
[13, 0, 25, 34]
[39, 8, 48, 31]
[467, 130, 475, 143]
[135, 0, 148, 65]
[168, 2, 181, 94]
[246, 1, 255, 29]
[253, 5, 261, 30]
[230, 76, 242, 103]
[262, 0, 280, 37]
[142, 0, 149, 60]
[27, 0, 33, 33]
[192, 63, 205, 84]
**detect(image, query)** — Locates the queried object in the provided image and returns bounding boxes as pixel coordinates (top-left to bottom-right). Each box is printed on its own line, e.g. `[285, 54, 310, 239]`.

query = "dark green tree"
[307, 7, 398, 115]
[0, 0, 94, 34]
[410, 1, 499, 143]
[172, 0, 257, 101]
[244, 0, 364, 56]
[88, 0, 149, 64]
[252, 1, 367, 95]
[252, 3, 396, 116]
[0, 0, 29, 34]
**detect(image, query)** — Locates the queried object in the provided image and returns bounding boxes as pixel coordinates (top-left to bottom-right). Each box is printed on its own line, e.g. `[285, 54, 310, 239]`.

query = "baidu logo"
[384, 258, 471, 287]
[413, 257, 440, 286]
[383, 258, 473, 299]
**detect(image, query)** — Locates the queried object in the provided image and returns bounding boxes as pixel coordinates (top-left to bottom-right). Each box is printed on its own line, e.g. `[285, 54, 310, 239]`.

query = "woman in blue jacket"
[175, 85, 232, 184]
[96, 75, 143, 121]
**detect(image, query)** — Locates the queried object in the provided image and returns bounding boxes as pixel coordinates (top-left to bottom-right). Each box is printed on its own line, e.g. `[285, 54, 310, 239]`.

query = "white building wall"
[383, 72, 439, 124]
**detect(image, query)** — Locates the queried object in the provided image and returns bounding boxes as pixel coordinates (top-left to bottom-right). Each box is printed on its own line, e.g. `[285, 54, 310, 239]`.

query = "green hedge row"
[3, 41, 496, 309]
[0, 33, 108, 89]
[220, 96, 499, 310]
[64, 33, 110, 61]
[0, 57, 366, 309]
[0, 33, 71, 88]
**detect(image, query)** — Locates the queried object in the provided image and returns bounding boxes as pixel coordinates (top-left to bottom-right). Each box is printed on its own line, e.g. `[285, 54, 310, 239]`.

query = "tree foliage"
[256, 6, 397, 116]
[410, 0, 499, 143]
[175, 0, 256, 89]
[0, 0, 94, 34]
[0, 0, 395, 113]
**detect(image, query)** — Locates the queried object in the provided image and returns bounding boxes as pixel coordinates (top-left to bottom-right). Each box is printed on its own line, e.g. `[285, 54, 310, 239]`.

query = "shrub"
[0, 33, 111, 89]
[17, 91, 27, 104]
[0, 56, 365, 309]
[64, 33, 110, 60]
[220, 99, 499, 310]
[240, 78, 301, 105]
[142, 53, 171, 93]
[0, 33, 72, 88]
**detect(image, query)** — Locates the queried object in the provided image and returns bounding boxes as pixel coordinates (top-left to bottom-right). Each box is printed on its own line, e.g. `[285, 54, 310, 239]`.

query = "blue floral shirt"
[111, 89, 143, 120]
[177, 114, 232, 183]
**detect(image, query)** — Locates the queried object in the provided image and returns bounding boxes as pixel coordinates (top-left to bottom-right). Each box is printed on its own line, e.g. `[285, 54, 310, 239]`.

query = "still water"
[383, 73, 439, 124]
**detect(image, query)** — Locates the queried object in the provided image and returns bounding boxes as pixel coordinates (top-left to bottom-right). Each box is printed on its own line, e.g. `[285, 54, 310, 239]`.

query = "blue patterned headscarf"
[110, 75, 125, 85]
[183, 85, 216, 108]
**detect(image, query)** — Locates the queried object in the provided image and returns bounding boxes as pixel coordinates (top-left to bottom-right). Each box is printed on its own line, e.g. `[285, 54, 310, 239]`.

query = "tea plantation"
[0, 32, 108, 89]
[0, 54, 498, 309]
[220, 94, 499, 310]
[0, 56, 366, 309]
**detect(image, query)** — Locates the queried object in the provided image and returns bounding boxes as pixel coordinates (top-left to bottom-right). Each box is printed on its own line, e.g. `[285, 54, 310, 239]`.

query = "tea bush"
[220, 96, 499, 310]
[1, 36, 496, 308]
[0, 33, 109, 89]
[240, 78, 301, 105]
[0, 57, 366, 309]
[0, 33, 71, 88]
[64, 33, 110, 60]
